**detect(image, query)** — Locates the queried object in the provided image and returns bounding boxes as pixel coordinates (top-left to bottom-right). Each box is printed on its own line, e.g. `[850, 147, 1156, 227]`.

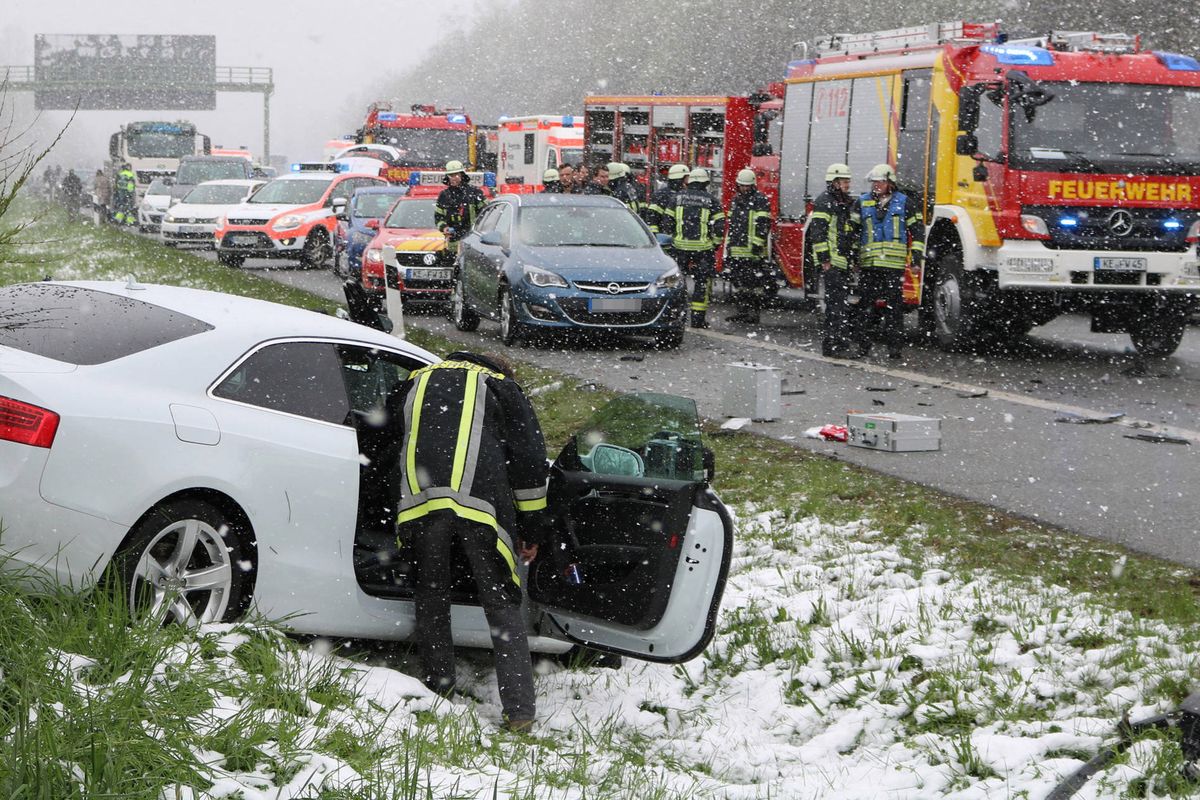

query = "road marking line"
[693, 328, 1200, 444]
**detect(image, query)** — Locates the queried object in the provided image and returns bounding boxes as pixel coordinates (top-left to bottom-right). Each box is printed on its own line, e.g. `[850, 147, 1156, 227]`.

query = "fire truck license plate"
[1094, 257, 1146, 271]
[589, 298, 642, 312]
[405, 268, 452, 282]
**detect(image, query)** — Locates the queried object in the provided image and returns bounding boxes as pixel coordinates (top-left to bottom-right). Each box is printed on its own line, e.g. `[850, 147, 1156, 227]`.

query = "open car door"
[527, 393, 734, 663]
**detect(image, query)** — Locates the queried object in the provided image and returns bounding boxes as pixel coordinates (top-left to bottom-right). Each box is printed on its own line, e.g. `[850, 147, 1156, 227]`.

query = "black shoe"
[726, 311, 749, 323]
[691, 311, 709, 329]
[888, 349, 903, 360]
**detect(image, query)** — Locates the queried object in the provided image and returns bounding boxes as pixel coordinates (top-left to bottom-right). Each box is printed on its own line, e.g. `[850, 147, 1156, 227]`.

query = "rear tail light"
[0, 395, 60, 448]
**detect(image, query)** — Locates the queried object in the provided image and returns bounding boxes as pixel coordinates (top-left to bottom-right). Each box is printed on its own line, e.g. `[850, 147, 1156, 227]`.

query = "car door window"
[335, 344, 423, 420]
[213, 341, 350, 425]
[493, 203, 514, 246]
[574, 393, 705, 480]
[473, 205, 500, 234]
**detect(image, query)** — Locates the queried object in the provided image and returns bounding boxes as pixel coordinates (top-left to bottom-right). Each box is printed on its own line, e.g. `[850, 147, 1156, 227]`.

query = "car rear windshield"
[184, 183, 251, 204]
[176, 160, 250, 184]
[385, 199, 437, 228]
[0, 284, 212, 365]
[249, 178, 331, 205]
[517, 205, 653, 247]
[354, 193, 401, 218]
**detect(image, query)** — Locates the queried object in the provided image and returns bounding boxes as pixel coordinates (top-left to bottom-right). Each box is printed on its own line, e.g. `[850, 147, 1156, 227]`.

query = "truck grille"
[1025, 206, 1194, 252]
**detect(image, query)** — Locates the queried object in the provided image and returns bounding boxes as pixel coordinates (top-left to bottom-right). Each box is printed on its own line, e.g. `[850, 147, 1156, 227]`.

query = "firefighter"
[724, 168, 774, 324]
[663, 167, 725, 328]
[607, 162, 641, 215]
[541, 168, 562, 193]
[383, 351, 550, 732]
[856, 163, 924, 359]
[112, 163, 137, 226]
[435, 160, 486, 245]
[809, 163, 861, 357]
[582, 163, 611, 195]
[645, 163, 689, 234]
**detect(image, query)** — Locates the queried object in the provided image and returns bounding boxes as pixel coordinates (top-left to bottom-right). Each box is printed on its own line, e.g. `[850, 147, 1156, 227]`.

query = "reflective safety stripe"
[860, 192, 913, 269]
[397, 496, 521, 586]
[512, 482, 548, 501]
[515, 496, 547, 511]
[450, 369, 479, 491]
[404, 370, 433, 495]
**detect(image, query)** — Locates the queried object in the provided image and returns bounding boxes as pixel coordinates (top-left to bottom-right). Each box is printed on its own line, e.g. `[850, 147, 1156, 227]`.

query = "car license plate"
[229, 234, 257, 246]
[405, 268, 452, 282]
[181, 225, 205, 234]
[1094, 257, 1147, 271]
[589, 298, 642, 312]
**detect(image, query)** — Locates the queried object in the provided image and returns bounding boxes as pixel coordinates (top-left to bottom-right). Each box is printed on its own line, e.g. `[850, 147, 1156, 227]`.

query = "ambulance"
[495, 115, 584, 191]
[763, 21, 1200, 356]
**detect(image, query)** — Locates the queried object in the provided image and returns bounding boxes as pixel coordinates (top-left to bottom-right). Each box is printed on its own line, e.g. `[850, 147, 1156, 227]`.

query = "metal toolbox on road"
[846, 412, 941, 452]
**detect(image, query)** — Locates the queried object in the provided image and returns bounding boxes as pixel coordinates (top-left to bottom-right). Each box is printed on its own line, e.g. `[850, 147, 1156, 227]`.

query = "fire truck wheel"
[451, 273, 479, 331]
[1129, 304, 1187, 358]
[301, 230, 331, 270]
[499, 285, 526, 347]
[931, 255, 984, 352]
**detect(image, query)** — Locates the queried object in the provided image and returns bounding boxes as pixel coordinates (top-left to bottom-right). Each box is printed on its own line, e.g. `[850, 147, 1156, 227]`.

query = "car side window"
[494, 203, 513, 235]
[213, 341, 350, 425]
[335, 344, 424, 419]
[474, 205, 500, 234]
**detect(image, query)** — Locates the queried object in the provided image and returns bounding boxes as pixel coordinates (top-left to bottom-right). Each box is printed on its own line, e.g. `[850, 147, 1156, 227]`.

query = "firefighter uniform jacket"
[611, 178, 642, 216]
[725, 189, 772, 259]
[387, 357, 550, 587]
[664, 185, 725, 252]
[808, 188, 859, 270]
[644, 181, 683, 233]
[435, 184, 486, 241]
[857, 191, 925, 269]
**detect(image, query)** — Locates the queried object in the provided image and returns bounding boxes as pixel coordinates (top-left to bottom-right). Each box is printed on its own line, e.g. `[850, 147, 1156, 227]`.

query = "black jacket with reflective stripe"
[385, 360, 551, 548]
[435, 184, 486, 240]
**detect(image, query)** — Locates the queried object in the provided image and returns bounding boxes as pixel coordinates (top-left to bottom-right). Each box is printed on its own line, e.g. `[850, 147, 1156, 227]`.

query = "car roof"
[181, 155, 252, 163]
[48, 280, 438, 361]
[498, 193, 626, 209]
[354, 185, 408, 195]
[195, 179, 263, 187]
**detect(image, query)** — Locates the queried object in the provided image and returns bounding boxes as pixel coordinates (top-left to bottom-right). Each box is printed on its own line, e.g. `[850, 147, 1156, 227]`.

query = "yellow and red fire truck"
[762, 21, 1200, 356]
[355, 102, 476, 184]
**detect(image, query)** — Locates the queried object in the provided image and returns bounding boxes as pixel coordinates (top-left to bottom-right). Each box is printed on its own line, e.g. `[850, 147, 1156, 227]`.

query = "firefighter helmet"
[606, 161, 626, 178]
[667, 163, 690, 181]
[736, 168, 757, 186]
[444, 160, 467, 175]
[543, 168, 560, 183]
[867, 163, 897, 183]
[688, 167, 711, 183]
[824, 163, 852, 182]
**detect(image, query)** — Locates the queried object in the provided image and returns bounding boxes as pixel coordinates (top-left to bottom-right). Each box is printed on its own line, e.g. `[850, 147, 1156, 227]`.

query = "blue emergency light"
[447, 114, 467, 124]
[378, 112, 398, 121]
[562, 115, 575, 128]
[1154, 52, 1200, 72]
[1059, 216, 1079, 228]
[408, 173, 422, 186]
[981, 44, 1055, 67]
[482, 171, 497, 188]
[1163, 218, 1184, 230]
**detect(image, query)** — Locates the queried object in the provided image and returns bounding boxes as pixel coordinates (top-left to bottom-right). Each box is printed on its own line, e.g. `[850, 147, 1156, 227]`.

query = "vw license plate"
[181, 225, 205, 234]
[405, 268, 452, 282]
[589, 298, 642, 312]
[1094, 257, 1147, 271]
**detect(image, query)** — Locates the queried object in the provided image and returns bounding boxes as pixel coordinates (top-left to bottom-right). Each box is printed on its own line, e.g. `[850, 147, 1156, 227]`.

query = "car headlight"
[163, 212, 177, 223]
[365, 248, 383, 264]
[523, 266, 568, 288]
[272, 214, 303, 231]
[655, 267, 683, 289]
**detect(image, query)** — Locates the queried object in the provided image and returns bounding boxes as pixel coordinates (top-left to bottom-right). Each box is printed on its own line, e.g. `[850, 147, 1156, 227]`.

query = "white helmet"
[867, 163, 897, 183]
[824, 163, 852, 182]
[543, 168, 560, 182]
[444, 159, 467, 175]
[667, 163, 690, 180]
[606, 161, 627, 178]
[688, 167, 711, 184]
[736, 168, 757, 186]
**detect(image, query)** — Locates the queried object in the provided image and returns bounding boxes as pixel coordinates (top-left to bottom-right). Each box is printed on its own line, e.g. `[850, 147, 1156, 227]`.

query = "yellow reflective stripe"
[495, 538, 519, 587]
[450, 369, 479, 491]
[405, 371, 432, 495]
[397, 497, 519, 586]
[516, 496, 547, 512]
[911, 240, 926, 253]
[810, 211, 832, 221]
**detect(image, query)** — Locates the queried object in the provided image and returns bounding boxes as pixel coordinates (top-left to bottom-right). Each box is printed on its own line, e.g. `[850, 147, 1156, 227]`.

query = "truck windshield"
[1009, 82, 1200, 174]
[249, 178, 332, 205]
[176, 161, 249, 184]
[127, 132, 196, 159]
[366, 128, 470, 167]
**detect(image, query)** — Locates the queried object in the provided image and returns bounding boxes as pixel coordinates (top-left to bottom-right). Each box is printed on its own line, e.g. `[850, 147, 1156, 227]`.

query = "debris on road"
[1054, 410, 1125, 424]
[619, 354, 645, 362]
[865, 386, 896, 392]
[956, 390, 988, 399]
[528, 380, 564, 397]
[1124, 432, 1190, 445]
[720, 418, 752, 431]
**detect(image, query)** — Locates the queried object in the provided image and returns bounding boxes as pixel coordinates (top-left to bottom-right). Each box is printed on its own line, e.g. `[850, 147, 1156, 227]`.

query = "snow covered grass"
[1, 508, 1197, 798]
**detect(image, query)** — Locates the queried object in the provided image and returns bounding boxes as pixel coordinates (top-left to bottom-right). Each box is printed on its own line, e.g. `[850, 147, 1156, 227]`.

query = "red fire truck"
[762, 21, 1200, 356]
[583, 92, 781, 213]
[355, 102, 476, 184]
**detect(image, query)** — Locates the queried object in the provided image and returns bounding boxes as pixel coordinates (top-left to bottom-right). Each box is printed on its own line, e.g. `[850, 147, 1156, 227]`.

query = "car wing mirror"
[479, 231, 503, 246]
[365, 218, 380, 230]
[581, 443, 645, 477]
[655, 232, 673, 247]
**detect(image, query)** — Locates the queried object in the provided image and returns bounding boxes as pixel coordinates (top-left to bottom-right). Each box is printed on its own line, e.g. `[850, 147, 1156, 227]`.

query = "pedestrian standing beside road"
[808, 163, 861, 357]
[576, 163, 591, 191]
[435, 160, 486, 246]
[663, 167, 725, 328]
[60, 169, 83, 218]
[558, 163, 577, 193]
[112, 163, 137, 226]
[93, 168, 112, 225]
[855, 163, 924, 360]
[723, 168, 775, 324]
[541, 168, 562, 193]
[382, 351, 550, 732]
[582, 163, 611, 195]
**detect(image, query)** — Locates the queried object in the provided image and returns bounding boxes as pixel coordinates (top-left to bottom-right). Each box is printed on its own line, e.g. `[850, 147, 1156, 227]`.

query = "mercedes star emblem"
[607, 282, 621, 294]
[423, 253, 437, 265]
[1107, 210, 1134, 237]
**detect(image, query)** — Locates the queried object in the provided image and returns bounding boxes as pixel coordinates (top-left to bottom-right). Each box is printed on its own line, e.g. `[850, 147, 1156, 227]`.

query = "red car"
[360, 197, 453, 308]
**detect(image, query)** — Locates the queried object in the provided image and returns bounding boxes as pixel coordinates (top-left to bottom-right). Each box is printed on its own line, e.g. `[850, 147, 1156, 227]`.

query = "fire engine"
[355, 102, 476, 184]
[583, 92, 781, 212]
[764, 21, 1200, 357]
[495, 115, 584, 191]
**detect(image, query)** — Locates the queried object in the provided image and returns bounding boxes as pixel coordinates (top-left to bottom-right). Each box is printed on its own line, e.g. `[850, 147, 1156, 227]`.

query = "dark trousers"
[675, 250, 716, 314]
[407, 511, 536, 722]
[822, 267, 855, 353]
[726, 256, 773, 308]
[857, 267, 905, 353]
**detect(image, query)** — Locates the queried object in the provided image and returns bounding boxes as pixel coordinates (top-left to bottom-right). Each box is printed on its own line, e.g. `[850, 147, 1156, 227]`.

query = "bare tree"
[0, 77, 71, 262]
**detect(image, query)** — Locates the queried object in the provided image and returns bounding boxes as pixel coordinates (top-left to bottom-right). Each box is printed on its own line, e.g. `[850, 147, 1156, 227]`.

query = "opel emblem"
[607, 282, 621, 294]
[423, 252, 437, 265]
[1107, 210, 1134, 237]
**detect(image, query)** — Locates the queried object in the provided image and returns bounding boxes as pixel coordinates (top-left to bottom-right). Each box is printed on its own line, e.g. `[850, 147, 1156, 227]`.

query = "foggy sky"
[0, 0, 478, 169]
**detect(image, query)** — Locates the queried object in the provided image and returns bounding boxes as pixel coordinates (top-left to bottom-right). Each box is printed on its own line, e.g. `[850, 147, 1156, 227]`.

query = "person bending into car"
[435, 160, 486, 247]
[384, 350, 550, 732]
